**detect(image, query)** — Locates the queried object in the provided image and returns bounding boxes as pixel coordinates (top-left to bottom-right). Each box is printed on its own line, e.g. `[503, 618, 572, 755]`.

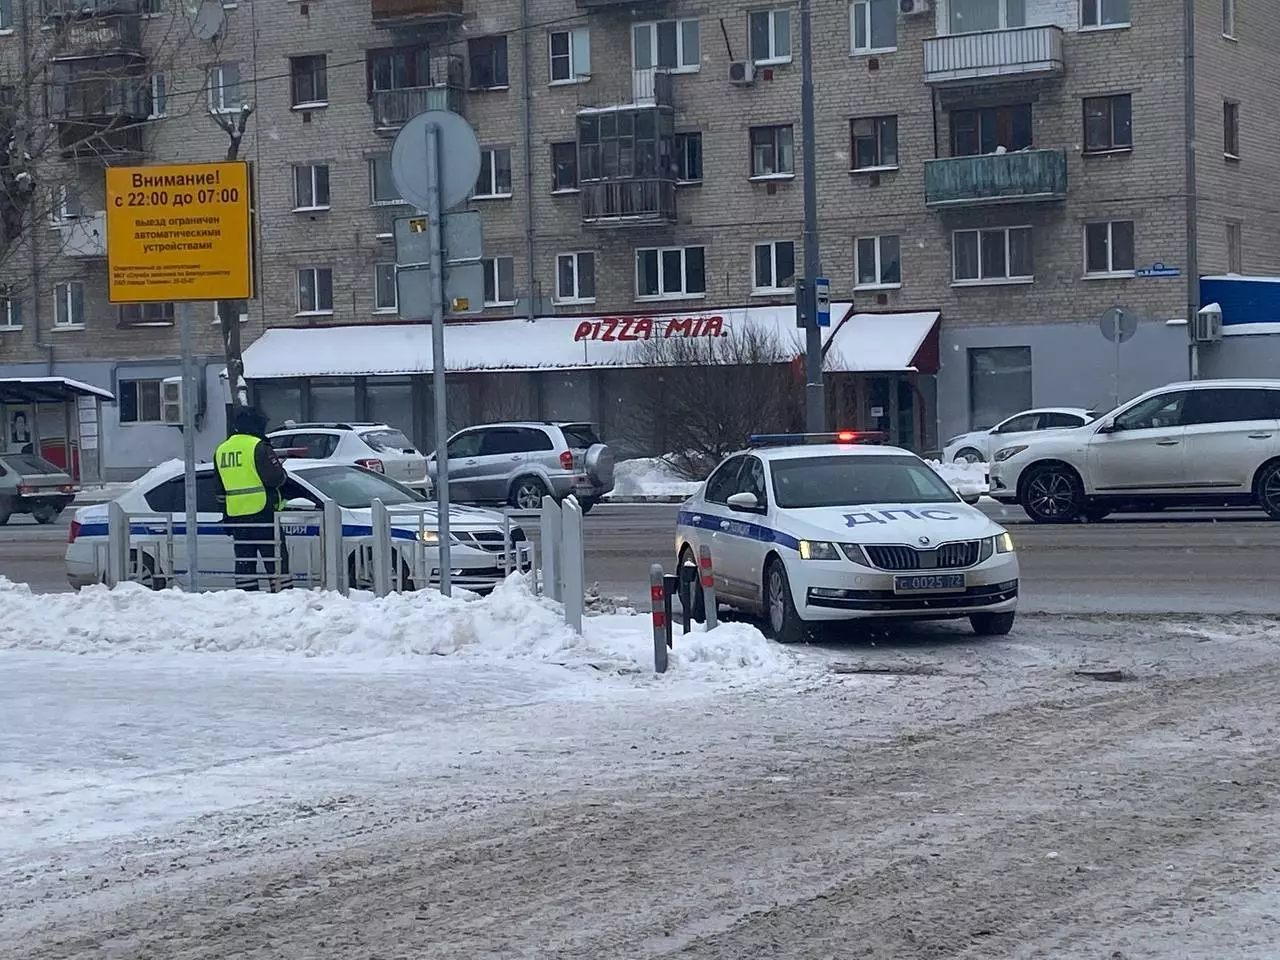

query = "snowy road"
[5, 612, 1280, 958]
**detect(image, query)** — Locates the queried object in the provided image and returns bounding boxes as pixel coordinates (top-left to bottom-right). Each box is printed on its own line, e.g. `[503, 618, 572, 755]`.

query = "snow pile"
[927, 459, 989, 496]
[0, 576, 790, 679]
[608, 457, 702, 499]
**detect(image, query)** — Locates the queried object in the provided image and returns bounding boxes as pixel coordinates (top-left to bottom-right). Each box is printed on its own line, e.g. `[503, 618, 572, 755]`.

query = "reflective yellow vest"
[215, 434, 270, 517]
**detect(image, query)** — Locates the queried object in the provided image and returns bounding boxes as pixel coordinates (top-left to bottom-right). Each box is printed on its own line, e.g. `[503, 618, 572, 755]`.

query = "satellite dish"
[190, 0, 225, 41]
[1099, 306, 1138, 344]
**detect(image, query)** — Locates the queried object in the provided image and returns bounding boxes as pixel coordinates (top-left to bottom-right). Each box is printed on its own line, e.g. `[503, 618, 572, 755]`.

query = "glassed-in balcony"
[924, 148, 1068, 207]
[924, 25, 1064, 84]
[370, 0, 461, 25]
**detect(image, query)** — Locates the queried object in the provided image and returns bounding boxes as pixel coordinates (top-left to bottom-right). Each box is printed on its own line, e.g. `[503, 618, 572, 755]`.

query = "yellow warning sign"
[104, 161, 253, 304]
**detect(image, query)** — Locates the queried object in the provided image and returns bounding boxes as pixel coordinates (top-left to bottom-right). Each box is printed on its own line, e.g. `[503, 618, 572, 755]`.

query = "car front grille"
[458, 527, 526, 553]
[863, 540, 983, 571]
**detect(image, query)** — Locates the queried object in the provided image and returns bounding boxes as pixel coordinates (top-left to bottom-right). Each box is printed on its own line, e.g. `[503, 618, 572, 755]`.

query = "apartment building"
[0, 0, 1276, 478]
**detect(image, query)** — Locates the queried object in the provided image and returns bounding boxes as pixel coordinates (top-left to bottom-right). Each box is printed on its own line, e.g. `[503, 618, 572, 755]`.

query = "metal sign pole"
[425, 121, 452, 597]
[178, 300, 200, 591]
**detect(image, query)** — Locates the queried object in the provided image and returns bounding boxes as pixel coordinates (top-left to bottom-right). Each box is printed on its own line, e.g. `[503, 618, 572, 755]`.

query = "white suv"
[988, 379, 1280, 523]
[267, 422, 431, 493]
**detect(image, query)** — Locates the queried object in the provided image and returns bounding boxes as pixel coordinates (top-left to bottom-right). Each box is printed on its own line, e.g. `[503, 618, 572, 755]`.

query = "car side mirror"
[959, 491, 981, 505]
[283, 497, 318, 510]
[726, 492, 761, 512]
[1096, 420, 1118, 434]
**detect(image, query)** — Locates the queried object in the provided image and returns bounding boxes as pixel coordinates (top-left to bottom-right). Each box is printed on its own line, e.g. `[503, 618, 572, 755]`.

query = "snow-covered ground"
[925, 457, 990, 496]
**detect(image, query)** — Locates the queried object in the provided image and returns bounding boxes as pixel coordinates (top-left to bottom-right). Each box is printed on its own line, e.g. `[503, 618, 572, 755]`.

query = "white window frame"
[1222, 0, 1236, 37]
[293, 163, 330, 211]
[211, 300, 249, 326]
[632, 19, 701, 73]
[54, 280, 85, 328]
[854, 234, 902, 290]
[951, 226, 1034, 286]
[751, 240, 795, 294]
[1080, 0, 1130, 30]
[548, 27, 590, 84]
[851, 0, 897, 54]
[297, 267, 334, 315]
[635, 245, 706, 301]
[749, 8, 792, 64]
[850, 115, 899, 171]
[369, 154, 403, 205]
[148, 73, 167, 119]
[207, 62, 242, 114]
[474, 147, 513, 199]
[749, 124, 795, 179]
[51, 184, 83, 223]
[290, 54, 328, 109]
[373, 263, 398, 313]
[1082, 220, 1136, 277]
[948, 0, 1026, 35]
[119, 379, 165, 425]
[482, 256, 517, 307]
[0, 296, 21, 329]
[119, 302, 176, 327]
[555, 251, 596, 304]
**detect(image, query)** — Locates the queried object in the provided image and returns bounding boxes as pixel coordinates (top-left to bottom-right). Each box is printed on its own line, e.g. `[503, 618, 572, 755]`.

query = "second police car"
[675, 433, 1019, 643]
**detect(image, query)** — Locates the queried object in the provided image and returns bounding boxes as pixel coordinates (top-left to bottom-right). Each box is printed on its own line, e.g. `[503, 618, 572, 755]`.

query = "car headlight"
[945, 436, 965, 447]
[418, 529, 460, 545]
[993, 444, 1029, 463]
[994, 531, 1015, 554]
[798, 539, 841, 560]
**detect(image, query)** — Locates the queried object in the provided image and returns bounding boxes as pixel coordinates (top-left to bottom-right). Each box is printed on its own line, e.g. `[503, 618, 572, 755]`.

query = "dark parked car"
[0, 453, 75, 524]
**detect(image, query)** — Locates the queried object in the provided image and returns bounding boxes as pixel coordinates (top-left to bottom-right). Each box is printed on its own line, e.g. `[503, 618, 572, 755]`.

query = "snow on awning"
[0, 376, 115, 404]
[823, 311, 941, 373]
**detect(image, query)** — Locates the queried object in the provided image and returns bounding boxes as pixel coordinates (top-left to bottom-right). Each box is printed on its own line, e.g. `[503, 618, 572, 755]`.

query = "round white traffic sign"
[390, 110, 482, 213]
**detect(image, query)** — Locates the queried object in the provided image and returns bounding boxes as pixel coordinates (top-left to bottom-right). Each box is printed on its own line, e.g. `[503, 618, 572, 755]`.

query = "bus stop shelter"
[0, 377, 113, 485]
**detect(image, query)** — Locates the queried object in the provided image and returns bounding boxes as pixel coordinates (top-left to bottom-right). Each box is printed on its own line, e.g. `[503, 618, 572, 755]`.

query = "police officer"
[214, 407, 290, 591]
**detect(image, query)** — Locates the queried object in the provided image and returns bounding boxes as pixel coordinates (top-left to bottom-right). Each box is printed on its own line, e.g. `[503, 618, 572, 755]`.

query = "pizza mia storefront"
[241, 305, 943, 458]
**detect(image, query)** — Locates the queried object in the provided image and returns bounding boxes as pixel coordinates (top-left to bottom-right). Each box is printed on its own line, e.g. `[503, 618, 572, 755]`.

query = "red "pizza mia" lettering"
[572, 315, 726, 342]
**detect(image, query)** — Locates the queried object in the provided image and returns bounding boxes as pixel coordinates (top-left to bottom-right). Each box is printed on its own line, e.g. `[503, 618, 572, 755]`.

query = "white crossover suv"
[988, 379, 1280, 523]
[942, 407, 1096, 463]
[675, 432, 1019, 643]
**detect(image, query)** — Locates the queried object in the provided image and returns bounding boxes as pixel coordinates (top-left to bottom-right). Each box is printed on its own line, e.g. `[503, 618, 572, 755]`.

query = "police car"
[65, 459, 531, 593]
[675, 433, 1019, 643]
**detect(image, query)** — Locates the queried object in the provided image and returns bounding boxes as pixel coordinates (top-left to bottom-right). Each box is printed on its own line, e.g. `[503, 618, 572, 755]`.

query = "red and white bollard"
[698, 544, 719, 630]
[650, 563, 668, 673]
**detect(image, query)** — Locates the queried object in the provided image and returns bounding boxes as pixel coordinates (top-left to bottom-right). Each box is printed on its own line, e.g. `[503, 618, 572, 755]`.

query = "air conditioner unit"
[1193, 303, 1223, 343]
[728, 60, 756, 86]
[899, 0, 932, 15]
[161, 376, 183, 425]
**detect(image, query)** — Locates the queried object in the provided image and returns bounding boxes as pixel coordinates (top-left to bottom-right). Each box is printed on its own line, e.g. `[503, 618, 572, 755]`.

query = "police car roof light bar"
[747, 431, 888, 448]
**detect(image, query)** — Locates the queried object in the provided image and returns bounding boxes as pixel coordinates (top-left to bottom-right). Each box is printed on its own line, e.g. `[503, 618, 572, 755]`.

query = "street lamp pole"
[799, 0, 825, 431]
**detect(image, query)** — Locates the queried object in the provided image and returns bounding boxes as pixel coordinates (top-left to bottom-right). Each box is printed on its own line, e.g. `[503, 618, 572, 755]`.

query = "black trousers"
[226, 513, 290, 591]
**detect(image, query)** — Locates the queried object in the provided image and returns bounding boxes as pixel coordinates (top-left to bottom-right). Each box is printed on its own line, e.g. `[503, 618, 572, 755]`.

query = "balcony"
[42, 0, 142, 17]
[581, 179, 676, 227]
[57, 212, 107, 258]
[370, 0, 461, 25]
[47, 10, 143, 58]
[925, 148, 1067, 208]
[576, 0, 666, 8]
[924, 26, 1064, 85]
[578, 69, 674, 112]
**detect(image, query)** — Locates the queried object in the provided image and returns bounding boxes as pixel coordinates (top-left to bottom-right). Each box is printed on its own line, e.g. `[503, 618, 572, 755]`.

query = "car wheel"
[31, 504, 59, 524]
[954, 448, 984, 463]
[1256, 461, 1280, 519]
[970, 611, 1016, 636]
[764, 558, 809, 644]
[128, 550, 166, 591]
[1081, 504, 1111, 523]
[509, 476, 549, 511]
[348, 552, 417, 592]
[678, 546, 707, 624]
[1020, 464, 1084, 524]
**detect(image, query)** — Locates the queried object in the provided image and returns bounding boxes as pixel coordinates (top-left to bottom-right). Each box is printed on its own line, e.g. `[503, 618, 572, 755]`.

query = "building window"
[674, 132, 703, 182]
[482, 257, 516, 306]
[214, 300, 248, 326]
[952, 226, 1033, 283]
[51, 183, 83, 222]
[290, 55, 327, 107]
[475, 148, 513, 198]
[850, 115, 898, 169]
[1083, 94, 1132, 153]
[852, 0, 897, 52]
[577, 112, 665, 182]
[368, 45, 435, 92]
[207, 62, 241, 113]
[1222, 0, 1236, 36]
[949, 0, 1025, 34]
[119, 302, 175, 326]
[374, 263, 397, 312]
[148, 73, 167, 118]
[468, 36, 509, 89]
[632, 19, 700, 71]
[0, 297, 21, 329]
[549, 28, 590, 83]
[369, 154, 402, 204]
[54, 281, 84, 328]
[297, 267, 334, 314]
[636, 246, 706, 300]
[1227, 220, 1243, 274]
[1084, 220, 1135, 276]
[1080, 0, 1129, 28]
[1224, 100, 1240, 157]
[0, 0, 13, 28]
[951, 104, 1032, 156]
[749, 9, 791, 63]
[855, 235, 902, 288]
[968, 346, 1032, 431]
[119, 379, 163, 424]
[752, 241, 795, 293]
[293, 164, 330, 210]
[140, 0, 162, 15]
[551, 142, 578, 191]
[555, 251, 596, 303]
[749, 124, 794, 178]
